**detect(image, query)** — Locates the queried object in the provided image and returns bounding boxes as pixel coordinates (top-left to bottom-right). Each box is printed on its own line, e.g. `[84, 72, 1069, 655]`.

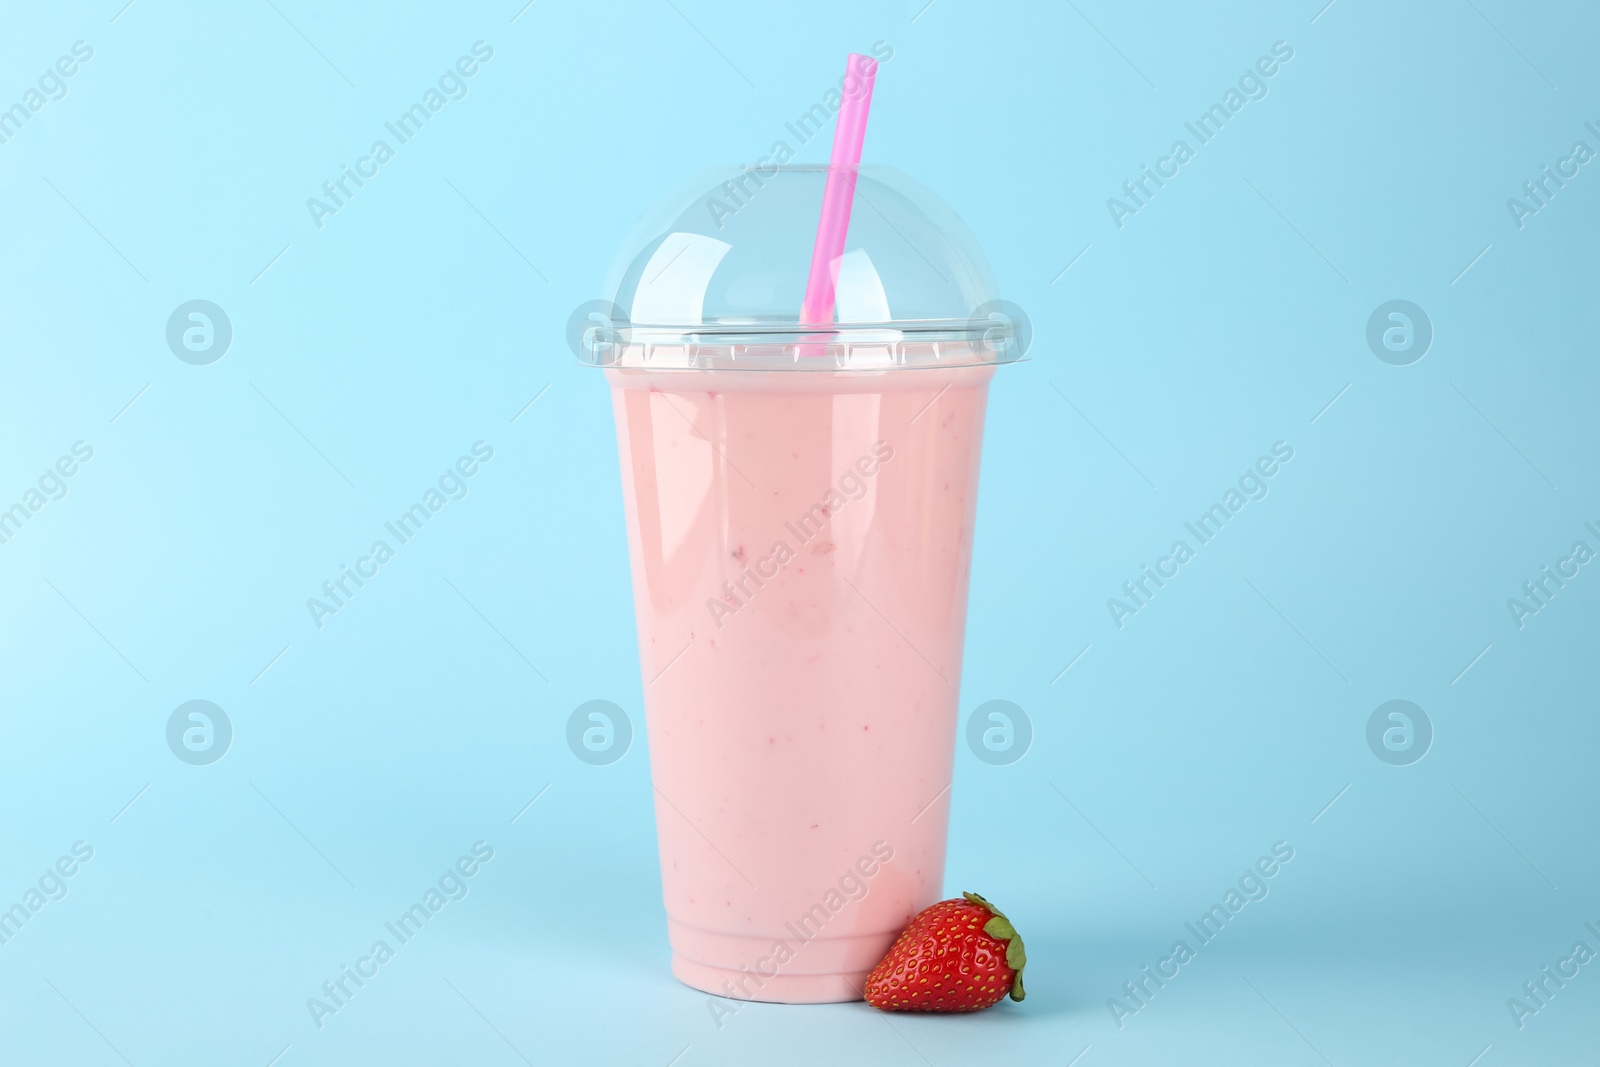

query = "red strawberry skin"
[863, 892, 1026, 1012]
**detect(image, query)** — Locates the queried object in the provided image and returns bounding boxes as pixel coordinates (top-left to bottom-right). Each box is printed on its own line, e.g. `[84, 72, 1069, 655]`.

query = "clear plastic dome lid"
[577, 165, 1027, 370]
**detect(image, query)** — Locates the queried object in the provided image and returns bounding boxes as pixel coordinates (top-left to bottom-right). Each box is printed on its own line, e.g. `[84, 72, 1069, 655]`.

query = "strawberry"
[863, 891, 1026, 1012]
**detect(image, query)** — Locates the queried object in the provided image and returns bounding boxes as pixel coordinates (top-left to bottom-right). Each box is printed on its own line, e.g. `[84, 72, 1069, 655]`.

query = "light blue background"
[2, 1, 1597, 1064]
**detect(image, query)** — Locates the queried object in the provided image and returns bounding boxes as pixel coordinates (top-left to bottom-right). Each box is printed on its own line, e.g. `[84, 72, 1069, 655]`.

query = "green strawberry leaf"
[962, 891, 998, 914]
[1006, 935, 1026, 972]
[983, 916, 1015, 941]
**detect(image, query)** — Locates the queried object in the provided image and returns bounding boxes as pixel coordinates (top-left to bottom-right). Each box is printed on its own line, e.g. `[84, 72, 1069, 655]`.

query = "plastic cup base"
[671, 954, 871, 1005]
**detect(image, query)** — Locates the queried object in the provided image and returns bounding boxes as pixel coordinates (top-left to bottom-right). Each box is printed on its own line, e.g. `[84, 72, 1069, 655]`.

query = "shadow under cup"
[604, 346, 996, 1003]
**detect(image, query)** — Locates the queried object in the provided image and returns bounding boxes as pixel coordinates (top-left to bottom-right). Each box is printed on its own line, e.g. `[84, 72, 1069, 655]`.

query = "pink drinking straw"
[799, 53, 879, 327]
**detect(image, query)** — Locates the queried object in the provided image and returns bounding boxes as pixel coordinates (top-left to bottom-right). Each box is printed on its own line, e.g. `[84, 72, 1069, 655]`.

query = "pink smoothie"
[607, 360, 993, 1003]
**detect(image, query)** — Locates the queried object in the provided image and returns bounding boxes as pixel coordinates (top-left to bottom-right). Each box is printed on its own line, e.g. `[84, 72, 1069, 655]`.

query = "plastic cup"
[582, 166, 1022, 1003]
